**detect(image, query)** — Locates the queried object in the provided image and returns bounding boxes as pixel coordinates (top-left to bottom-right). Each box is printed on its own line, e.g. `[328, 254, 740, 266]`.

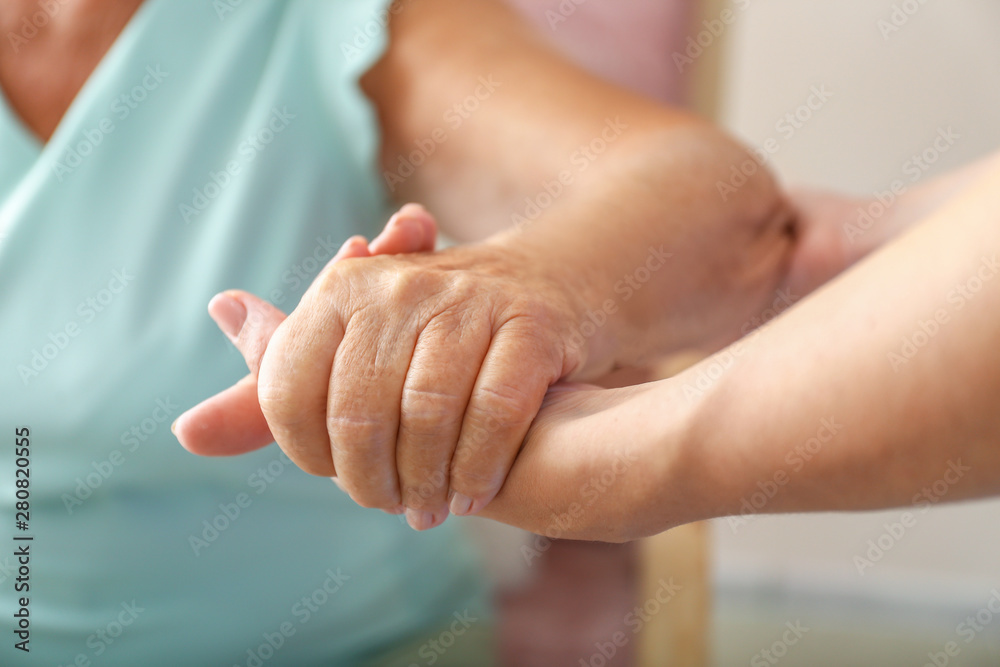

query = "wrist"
[607, 378, 716, 539]
[486, 124, 798, 374]
[483, 228, 625, 378]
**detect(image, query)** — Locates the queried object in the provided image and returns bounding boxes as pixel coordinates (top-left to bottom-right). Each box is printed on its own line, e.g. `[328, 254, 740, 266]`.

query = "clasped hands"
[175, 196, 800, 542]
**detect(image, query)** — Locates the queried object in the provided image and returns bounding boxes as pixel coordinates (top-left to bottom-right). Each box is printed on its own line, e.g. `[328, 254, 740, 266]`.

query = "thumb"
[173, 374, 274, 456]
[209, 290, 289, 376]
[173, 290, 289, 456]
[368, 203, 437, 255]
[175, 238, 370, 456]
[175, 207, 436, 457]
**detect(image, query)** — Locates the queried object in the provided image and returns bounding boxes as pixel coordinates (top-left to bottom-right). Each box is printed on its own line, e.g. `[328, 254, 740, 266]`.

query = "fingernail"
[395, 204, 433, 245]
[397, 202, 431, 224]
[334, 235, 368, 261]
[208, 293, 247, 340]
[387, 505, 406, 516]
[170, 419, 178, 436]
[449, 493, 474, 517]
[405, 508, 436, 531]
[384, 212, 423, 245]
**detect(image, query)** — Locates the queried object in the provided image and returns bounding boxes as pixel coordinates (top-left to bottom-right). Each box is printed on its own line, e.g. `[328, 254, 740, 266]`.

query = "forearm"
[365, 0, 699, 239]
[366, 0, 794, 375]
[855, 150, 1000, 254]
[787, 150, 1000, 292]
[663, 157, 1000, 531]
[483, 126, 793, 377]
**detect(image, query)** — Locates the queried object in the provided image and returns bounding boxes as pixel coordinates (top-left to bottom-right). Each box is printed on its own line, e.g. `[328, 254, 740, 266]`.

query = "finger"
[369, 204, 438, 256]
[449, 323, 560, 517]
[255, 236, 378, 476]
[173, 293, 288, 455]
[210, 236, 373, 376]
[256, 289, 347, 477]
[396, 310, 492, 530]
[175, 236, 381, 459]
[326, 310, 417, 511]
[326, 234, 372, 266]
[208, 291, 289, 376]
[174, 375, 273, 455]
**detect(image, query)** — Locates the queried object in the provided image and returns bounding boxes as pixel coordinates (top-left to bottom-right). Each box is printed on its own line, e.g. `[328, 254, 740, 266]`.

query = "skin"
[0, 0, 145, 142]
[175, 0, 802, 532]
[539, 152, 1000, 542]
[10, 0, 795, 531]
[12, 0, 993, 541]
[167, 0, 998, 532]
[208, 150, 1000, 543]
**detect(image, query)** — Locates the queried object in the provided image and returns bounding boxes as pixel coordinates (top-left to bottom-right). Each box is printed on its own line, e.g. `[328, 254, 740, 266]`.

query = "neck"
[0, 0, 143, 43]
[0, 0, 145, 143]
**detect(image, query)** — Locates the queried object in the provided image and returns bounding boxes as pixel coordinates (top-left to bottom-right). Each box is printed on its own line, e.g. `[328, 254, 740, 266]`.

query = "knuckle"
[257, 380, 307, 427]
[312, 264, 352, 301]
[400, 387, 466, 436]
[511, 296, 546, 319]
[295, 456, 337, 478]
[385, 266, 428, 303]
[442, 273, 481, 302]
[345, 483, 398, 510]
[472, 382, 537, 429]
[326, 412, 395, 450]
[401, 468, 449, 509]
[504, 295, 555, 328]
[449, 464, 501, 501]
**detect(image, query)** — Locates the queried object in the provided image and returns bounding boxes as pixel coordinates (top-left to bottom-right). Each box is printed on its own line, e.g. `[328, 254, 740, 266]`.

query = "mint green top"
[0, 1, 486, 664]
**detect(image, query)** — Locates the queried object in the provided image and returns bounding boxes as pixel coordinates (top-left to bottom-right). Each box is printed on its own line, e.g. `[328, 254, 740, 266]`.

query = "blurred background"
[715, 1, 1000, 665]
[491, 1, 1000, 665]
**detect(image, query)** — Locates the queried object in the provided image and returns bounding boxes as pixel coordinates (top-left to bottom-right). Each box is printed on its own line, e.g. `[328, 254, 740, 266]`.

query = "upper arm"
[361, 0, 702, 240]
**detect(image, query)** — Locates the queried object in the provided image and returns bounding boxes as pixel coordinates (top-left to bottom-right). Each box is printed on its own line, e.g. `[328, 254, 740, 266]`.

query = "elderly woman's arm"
[176, 0, 796, 529]
[367, 0, 795, 356]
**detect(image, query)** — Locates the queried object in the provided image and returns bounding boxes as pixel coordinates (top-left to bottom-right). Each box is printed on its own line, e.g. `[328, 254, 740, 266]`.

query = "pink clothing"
[504, 0, 694, 104]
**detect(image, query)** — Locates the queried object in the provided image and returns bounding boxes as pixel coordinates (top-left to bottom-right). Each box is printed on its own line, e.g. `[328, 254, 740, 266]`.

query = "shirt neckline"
[0, 0, 159, 155]
[0, 84, 41, 154]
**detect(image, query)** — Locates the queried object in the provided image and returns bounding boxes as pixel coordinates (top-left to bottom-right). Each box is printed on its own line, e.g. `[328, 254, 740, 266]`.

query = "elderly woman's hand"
[177, 204, 599, 530]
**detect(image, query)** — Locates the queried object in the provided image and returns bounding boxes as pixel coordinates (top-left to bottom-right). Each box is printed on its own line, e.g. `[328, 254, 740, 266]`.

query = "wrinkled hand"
[176, 205, 589, 531]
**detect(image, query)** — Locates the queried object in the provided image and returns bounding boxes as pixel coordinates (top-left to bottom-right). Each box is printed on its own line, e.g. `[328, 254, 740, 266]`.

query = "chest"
[0, 2, 142, 142]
